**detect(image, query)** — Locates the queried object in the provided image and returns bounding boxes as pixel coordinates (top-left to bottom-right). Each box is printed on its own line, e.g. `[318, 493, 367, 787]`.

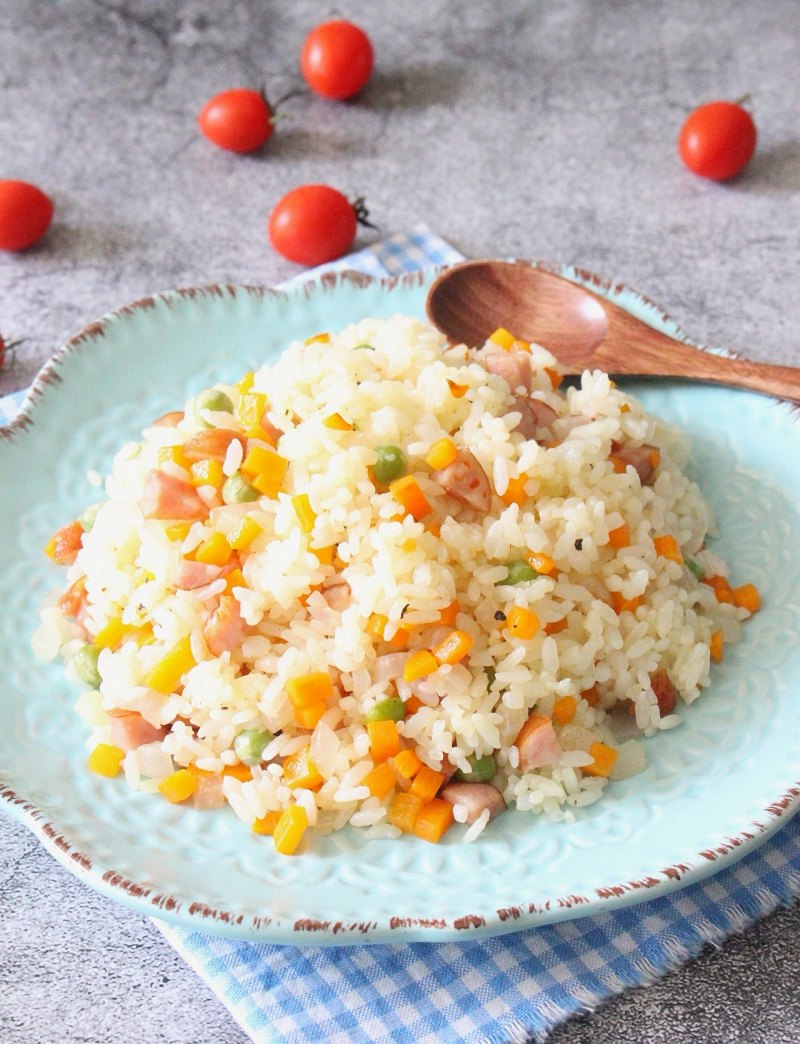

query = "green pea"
[222, 472, 260, 504]
[686, 556, 705, 581]
[364, 697, 406, 723]
[373, 445, 407, 485]
[79, 502, 102, 532]
[352, 343, 374, 351]
[72, 643, 101, 688]
[194, 388, 234, 426]
[454, 753, 496, 783]
[504, 559, 538, 585]
[233, 728, 273, 766]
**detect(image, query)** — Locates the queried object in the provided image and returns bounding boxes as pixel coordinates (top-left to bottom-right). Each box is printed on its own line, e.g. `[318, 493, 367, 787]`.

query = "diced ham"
[513, 396, 559, 440]
[610, 442, 660, 485]
[175, 560, 223, 590]
[433, 448, 492, 512]
[181, 428, 244, 464]
[515, 713, 563, 770]
[321, 576, 351, 612]
[109, 711, 168, 751]
[440, 782, 506, 824]
[141, 469, 209, 520]
[203, 595, 247, 656]
[152, 411, 184, 428]
[259, 416, 284, 444]
[485, 350, 532, 393]
[191, 771, 226, 810]
[650, 668, 678, 717]
[49, 520, 84, 565]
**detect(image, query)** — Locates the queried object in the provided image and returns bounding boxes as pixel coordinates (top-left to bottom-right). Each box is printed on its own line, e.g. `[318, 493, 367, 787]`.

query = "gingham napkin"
[4, 226, 800, 1044]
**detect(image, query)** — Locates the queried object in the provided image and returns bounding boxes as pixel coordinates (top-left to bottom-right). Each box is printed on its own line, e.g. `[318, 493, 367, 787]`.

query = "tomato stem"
[353, 197, 377, 231]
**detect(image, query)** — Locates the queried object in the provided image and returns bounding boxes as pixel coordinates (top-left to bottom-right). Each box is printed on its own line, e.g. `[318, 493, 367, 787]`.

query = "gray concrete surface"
[2, 1, 800, 1041]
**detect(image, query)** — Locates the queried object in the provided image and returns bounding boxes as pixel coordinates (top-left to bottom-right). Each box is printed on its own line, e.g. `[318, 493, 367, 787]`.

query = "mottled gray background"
[2, 1, 800, 1041]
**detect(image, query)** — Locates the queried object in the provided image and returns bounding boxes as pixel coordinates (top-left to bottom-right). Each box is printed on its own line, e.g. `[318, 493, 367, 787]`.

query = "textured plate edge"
[2, 265, 800, 944]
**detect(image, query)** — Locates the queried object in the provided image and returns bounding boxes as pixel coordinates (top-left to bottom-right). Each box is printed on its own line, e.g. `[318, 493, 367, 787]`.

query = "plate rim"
[2, 265, 799, 945]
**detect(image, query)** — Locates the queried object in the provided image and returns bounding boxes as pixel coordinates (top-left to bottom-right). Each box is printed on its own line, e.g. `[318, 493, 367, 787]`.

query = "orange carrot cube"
[414, 797, 454, 843]
[387, 792, 423, 833]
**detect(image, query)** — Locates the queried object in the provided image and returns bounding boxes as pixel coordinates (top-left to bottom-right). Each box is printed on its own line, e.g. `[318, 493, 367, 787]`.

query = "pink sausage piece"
[109, 711, 168, 751]
[203, 595, 247, 656]
[434, 448, 492, 512]
[141, 469, 209, 521]
[440, 782, 506, 824]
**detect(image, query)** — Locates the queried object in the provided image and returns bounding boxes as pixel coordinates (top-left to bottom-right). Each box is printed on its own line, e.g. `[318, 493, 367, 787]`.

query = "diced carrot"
[431, 629, 474, 666]
[312, 544, 335, 566]
[552, 695, 577, 726]
[438, 600, 460, 626]
[610, 591, 644, 615]
[57, 576, 88, 618]
[653, 534, 683, 564]
[710, 630, 724, 663]
[93, 616, 131, 651]
[425, 520, 441, 538]
[223, 763, 252, 782]
[387, 626, 410, 650]
[733, 583, 761, 613]
[252, 811, 281, 835]
[582, 742, 618, 778]
[367, 719, 402, 763]
[403, 649, 438, 682]
[244, 424, 276, 445]
[391, 748, 423, 780]
[224, 567, 246, 594]
[241, 445, 288, 497]
[236, 391, 267, 428]
[286, 672, 333, 709]
[322, 412, 353, 431]
[619, 402, 631, 414]
[164, 521, 192, 542]
[189, 458, 224, 489]
[527, 551, 556, 575]
[544, 617, 568, 635]
[273, 805, 309, 855]
[608, 521, 630, 549]
[488, 327, 516, 350]
[87, 743, 125, 778]
[227, 515, 263, 551]
[295, 700, 327, 729]
[367, 613, 389, 639]
[387, 791, 423, 833]
[404, 695, 425, 715]
[414, 797, 454, 843]
[505, 605, 540, 640]
[581, 684, 600, 707]
[143, 636, 197, 694]
[703, 575, 735, 605]
[609, 455, 628, 475]
[389, 475, 432, 521]
[282, 746, 323, 790]
[544, 366, 562, 390]
[425, 437, 458, 470]
[409, 765, 445, 803]
[194, 531, 232, 566]
[158, 769, 199, 804]
[501, 474, 528, 507]
[158, 444, 189, 469]
[447, 379, 469, 398]
[289, 493, 316, 534]
[46, 520, 84, 565]
[305, 332, 330, 345]
[362, 762, 397, 799]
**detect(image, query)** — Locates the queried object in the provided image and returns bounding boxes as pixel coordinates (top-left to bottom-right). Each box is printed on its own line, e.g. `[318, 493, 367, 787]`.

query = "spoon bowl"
[426, 259, 800, 402]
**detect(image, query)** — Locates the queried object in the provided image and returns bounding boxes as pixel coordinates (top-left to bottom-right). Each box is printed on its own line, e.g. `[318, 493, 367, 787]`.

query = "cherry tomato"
[198, 89, 274, 153]
[0, 180, 54, 251]
[269, 185, 364, 266]
[300, 20, 374, 100]
[678, 100, 757, 181]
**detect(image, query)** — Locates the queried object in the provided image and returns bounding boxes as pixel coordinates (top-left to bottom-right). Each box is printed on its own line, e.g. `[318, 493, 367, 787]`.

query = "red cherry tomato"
[678, 100, 757, 180]
[198, 89, 274, 153]
[0, 333, 21, 369]
[269, 185, 364, 266]
[300, 20, 374, 100]
[0, 180, 54, 251]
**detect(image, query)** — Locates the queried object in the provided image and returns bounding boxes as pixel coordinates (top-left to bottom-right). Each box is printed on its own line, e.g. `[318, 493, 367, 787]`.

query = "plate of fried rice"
[1, 267, 799, 944]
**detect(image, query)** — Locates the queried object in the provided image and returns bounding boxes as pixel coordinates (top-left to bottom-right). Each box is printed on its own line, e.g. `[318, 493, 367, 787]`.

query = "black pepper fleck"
[494, 610, 507, 621]
[574, 539, 583, 550]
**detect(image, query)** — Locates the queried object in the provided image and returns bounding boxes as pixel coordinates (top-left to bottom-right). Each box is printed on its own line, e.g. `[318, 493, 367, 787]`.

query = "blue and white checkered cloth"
[4, 225, 800, 1043]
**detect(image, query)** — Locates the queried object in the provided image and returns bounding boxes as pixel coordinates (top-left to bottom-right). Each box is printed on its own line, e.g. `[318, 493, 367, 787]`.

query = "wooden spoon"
[425, 259, 800, 402]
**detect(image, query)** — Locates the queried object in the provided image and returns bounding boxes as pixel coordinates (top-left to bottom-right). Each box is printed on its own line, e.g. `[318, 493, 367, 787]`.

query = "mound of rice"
[35, 315, 757, 850]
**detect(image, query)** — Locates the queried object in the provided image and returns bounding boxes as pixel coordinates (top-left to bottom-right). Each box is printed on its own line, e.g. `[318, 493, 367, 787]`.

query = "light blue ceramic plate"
[1, 269, 799, 945]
